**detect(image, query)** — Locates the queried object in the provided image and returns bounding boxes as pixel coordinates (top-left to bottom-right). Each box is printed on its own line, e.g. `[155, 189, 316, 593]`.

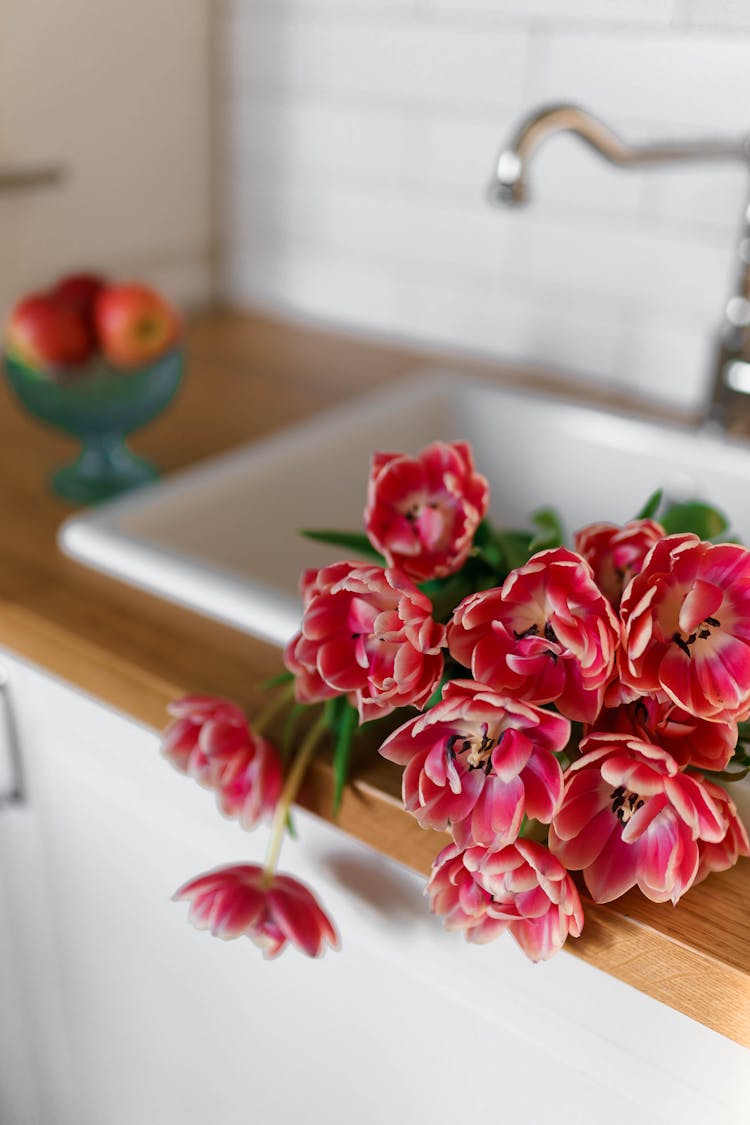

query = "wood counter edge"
[1, 596, 747, 1049]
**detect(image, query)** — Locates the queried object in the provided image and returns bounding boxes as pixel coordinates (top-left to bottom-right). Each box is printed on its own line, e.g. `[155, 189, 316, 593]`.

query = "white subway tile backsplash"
[227, 13, 528, 109]
[226, 234, 627, 380]
[224, 15, 302, 94]
[227, 222, 721, 408]
[514, 211, 731, 320]
[685, 1, 750, 30]
[539, 32, 750, 132]
[228, 95, 496, 201]
[230, 95, 545, 212]
[220, 2, 750, 413]
[227, 0, 417, 15]
[224, 247, 407, 332]
[229, 92, 657, 222]
[226, 177, 524, 279]
[639, 163, 748, 234]
[615, 315, 715, 410]
[404, 274, 626, 382]
[428, 0, 675, 26]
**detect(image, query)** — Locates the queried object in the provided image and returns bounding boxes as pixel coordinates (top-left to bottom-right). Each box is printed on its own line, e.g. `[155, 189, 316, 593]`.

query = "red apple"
[5, 292, 96, 372]
[53, 272, 107, 327]
[95, 283, 180, 368]
[52, 272, 106, 357]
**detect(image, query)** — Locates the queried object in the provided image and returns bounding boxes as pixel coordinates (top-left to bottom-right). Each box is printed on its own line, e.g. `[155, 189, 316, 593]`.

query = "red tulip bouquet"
[163, 441, 750, 961]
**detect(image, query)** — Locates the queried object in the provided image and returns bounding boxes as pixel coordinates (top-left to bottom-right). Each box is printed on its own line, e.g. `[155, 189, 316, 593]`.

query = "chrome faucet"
[488, 103, 750, 428]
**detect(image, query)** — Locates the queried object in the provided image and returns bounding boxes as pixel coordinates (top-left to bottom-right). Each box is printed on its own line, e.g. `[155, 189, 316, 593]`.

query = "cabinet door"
[0, 821, 42, 1125]
[0, 660, 77, 1125]
[2, 650, 748, 1125]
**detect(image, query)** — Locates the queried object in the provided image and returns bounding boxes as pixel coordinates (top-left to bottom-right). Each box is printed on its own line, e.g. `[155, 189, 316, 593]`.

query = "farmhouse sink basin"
[60, 371, 750, 645]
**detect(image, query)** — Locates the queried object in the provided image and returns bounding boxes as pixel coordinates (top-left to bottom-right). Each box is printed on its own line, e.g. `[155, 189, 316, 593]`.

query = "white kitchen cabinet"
[0, 660, 76, 1125]
[0, 649, 748, 1125]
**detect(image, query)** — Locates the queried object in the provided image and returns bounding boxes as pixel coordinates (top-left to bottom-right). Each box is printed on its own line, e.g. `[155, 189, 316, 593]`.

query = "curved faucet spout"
[487, 103, 750, 429]
[489, 103, 750, 206]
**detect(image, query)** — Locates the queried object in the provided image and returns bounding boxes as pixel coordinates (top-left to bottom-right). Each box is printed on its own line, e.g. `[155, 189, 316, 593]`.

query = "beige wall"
[0, 0, 215, 315]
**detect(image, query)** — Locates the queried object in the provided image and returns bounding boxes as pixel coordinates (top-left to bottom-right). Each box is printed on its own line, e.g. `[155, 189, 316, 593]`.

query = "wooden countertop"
[1, 308, 747, 1048]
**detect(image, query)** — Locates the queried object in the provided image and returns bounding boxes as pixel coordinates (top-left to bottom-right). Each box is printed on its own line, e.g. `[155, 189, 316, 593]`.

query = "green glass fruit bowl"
[3, 348, 184, 504]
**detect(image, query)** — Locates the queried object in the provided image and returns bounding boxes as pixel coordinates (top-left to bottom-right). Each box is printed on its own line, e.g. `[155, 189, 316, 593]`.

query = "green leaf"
[322, 694, 358, 738]
[634, 489, 663, 521]
[424, 669, 453, 710]
[660, 501, 728, 540]
[331, 702, 358, 817]
[492, 529, 535, 573]
[473, 519, 534, 575]
[529, 507, 565, 554]
[259, 669, 294, 691]
[735, 722, 750, 746]
[518, 816, 548, 844]
[730, 742, 750, 768]
[472, 519, 505, 571]
[699, 765, 750, 783]
[300, 529, 385, 564]
[281, 703, 306, 762]
[420, 571, 474, 622]
[321, 696, 360, 817]
[472, 519, 492, 548]
[323, 696, 341, 730]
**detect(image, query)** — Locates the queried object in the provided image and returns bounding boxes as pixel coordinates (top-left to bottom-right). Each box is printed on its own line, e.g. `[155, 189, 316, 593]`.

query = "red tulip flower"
[590, 692, 736, 773]
[175, 864, 339, 959]
[364, 441, 489, 581]
[574, 518, 665, 608]
[379, 679, 568, 848]
[428, 839, 584, 961]
[549, 732, 725, 904]
[619, 534, 750, 723]
[162, 695, 282, 829]
[284, 561, 446, 722]
[449, 547, 620, 723]
[694, 779, 750, 884]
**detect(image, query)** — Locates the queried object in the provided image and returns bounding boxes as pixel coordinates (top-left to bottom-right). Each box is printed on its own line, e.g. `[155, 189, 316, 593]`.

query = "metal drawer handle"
[0, 668, 24, 808]
[0, 163, 66, 195]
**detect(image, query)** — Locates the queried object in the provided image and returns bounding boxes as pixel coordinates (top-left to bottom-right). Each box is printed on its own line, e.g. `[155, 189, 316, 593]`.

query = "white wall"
[220, 0, 750, 411]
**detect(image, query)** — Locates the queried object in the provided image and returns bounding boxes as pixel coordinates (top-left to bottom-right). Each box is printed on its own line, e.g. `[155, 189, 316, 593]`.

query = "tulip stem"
[254, 681, 296, 736]
[262, 713, 328, 886]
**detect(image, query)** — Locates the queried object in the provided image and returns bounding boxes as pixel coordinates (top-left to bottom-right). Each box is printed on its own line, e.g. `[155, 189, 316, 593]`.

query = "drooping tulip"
[162, 695, 282, 829]
[175, 864, 339, 959]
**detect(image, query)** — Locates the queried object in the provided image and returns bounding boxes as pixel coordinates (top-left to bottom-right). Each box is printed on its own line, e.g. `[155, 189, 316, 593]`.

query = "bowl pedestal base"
[52, 434, 158, 504]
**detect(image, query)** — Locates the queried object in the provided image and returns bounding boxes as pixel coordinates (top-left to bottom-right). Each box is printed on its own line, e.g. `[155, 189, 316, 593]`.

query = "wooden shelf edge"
[2, 595, 748, 1049]
[300, 747, 750, 1049]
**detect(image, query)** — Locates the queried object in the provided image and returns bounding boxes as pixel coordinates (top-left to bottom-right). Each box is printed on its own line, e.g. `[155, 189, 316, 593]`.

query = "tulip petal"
[582, 833, 640, 903]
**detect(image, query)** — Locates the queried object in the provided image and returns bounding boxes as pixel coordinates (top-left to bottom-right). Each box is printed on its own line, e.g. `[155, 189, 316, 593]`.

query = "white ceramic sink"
[60, 370, 750, 646]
